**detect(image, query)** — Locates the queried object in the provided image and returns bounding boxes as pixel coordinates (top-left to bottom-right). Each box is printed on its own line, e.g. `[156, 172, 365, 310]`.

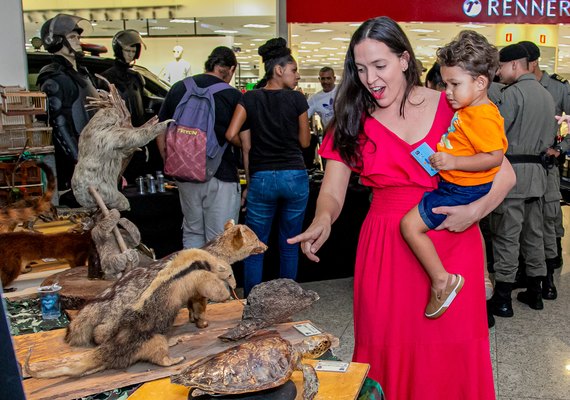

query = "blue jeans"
[243, 169, 309, 296]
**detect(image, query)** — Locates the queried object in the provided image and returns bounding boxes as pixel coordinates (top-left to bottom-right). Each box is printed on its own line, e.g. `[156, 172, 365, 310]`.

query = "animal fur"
[26, 249, 235, 378]
[0, 162, 56, 233]
[90, 209, 152, 279]
[65, 220, 266, 347]
[71, 79, 171, 211]
[187, 219, 267, 327]
[0, 230, 91, 288]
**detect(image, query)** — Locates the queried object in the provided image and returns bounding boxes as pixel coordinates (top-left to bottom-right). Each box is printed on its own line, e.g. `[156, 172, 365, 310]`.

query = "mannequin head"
[173, 45, 184, 61]
[40, 14, 91, 58]
[112, 29, 146, 64]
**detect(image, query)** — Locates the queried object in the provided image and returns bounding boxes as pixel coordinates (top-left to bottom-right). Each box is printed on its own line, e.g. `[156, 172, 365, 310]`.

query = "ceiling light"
[215, 30, 238, 34]
[251, 38, 265, 42]
[348, 23, 361, 27]
[328, 57, 341, 61]
[243, 24, 270, 28]
[410, 29, 435, 33]
[332, 37, 350, 42]
[559, 44, 570, 47]
[298, 49, 312, 53]
[234, 42, 242, 45]
[313, 54, 326, 57]
[150, 26, 169, 30]
[310, 29, 333, 33]
[91, 23, 98, 26]
[170, 19, 197, 24]
[420, 38, 441, 41]
[301, 41, 321, 45]
[292, 34, 299, 37]
[459, 24, 486, 28]
[321, 47, 338, 50]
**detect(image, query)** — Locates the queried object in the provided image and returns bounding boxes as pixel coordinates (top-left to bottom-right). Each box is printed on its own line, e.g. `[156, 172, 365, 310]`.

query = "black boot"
[487, 300, 495, 328]
[517, 276, 544, 310]
[542, 258, 558, 300]
[490, 281, 513, 317]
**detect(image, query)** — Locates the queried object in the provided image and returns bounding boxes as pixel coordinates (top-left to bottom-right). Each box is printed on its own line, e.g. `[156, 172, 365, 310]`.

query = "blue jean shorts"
[418, 180, 492, 229]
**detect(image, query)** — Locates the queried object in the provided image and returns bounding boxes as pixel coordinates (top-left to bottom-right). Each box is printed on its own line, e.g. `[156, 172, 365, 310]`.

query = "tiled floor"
[295, 207, 570, 400]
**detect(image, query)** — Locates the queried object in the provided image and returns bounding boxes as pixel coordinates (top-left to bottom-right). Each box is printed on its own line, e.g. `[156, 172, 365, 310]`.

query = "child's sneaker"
[425, 274, 465, 319]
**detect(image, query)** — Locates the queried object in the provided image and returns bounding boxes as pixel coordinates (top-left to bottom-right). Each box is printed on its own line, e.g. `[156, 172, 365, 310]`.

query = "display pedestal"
[41, 266, 114, 309]
[14, 301, 337, 400]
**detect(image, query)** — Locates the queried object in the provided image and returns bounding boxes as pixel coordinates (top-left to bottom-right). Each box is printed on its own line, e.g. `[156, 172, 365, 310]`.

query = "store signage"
[287, 0, 570, 24]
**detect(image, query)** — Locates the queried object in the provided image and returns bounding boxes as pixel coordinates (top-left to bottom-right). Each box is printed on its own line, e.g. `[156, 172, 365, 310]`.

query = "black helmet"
[40, 14, 91, 53]
[112, 29, 146, 61]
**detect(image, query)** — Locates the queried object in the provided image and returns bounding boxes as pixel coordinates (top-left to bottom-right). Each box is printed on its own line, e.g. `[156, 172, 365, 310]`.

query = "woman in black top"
[226, 38, 311, 296]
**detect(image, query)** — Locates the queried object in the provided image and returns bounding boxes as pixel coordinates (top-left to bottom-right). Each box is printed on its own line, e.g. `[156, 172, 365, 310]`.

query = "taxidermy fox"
[0, 230, 91, 288]
[65, 220, 267, 347]
[0, 162, 56, 233]
[26, 248, 235, 378]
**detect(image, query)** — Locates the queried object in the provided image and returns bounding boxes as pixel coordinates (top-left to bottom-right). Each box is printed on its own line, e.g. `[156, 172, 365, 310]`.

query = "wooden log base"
[41, 266, 115, 310]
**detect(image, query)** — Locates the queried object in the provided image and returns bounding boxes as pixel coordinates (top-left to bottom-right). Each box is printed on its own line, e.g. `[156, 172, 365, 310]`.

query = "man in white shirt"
[308, 67, 337, 133]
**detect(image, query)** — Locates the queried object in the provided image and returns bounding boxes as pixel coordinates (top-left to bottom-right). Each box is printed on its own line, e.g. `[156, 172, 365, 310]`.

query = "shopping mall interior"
[1, 1, 570, 399]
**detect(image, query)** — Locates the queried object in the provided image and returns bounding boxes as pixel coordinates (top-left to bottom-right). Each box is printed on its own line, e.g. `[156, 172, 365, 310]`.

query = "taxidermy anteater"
[25, 248, 235, 378]
[65, 220, 265, 347]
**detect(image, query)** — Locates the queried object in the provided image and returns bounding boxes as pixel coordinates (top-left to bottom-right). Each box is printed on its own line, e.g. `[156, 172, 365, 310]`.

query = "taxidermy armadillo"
[219, 278, 319, 341]
[71, 76, 172, 211]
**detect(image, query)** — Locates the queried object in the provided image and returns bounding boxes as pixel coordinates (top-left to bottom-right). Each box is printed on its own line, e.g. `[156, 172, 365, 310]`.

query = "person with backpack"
[225, 38, 311, 296]
[157, 46, 242, 249]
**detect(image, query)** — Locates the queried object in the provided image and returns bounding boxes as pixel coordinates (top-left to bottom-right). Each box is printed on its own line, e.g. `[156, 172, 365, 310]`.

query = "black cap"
[499, 44, 529, 62]
[518, 41, 540, 62]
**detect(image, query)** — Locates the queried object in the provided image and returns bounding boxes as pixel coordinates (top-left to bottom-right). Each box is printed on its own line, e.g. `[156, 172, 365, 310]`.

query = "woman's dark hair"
[425, 62, 445, 91]
[204, 46, 237, 72]
[333, 16, 421, 167]
[258, 37, 295, 83]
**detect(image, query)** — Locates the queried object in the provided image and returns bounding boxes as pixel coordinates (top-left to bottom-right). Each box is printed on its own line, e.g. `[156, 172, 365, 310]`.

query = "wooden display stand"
[14, 301, 365, 400]
[129, 360, 370, 400]
[41, 266, 115, 309]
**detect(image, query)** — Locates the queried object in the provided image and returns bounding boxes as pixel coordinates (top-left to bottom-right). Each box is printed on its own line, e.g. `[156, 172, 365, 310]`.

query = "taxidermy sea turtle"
[171, 331, 335, 400]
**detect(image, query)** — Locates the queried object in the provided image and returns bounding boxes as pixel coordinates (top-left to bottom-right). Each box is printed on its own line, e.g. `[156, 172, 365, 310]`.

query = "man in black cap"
[489, 43, 557, 318]
[37, 14, 99, 204]
[519, 41, 570, 288]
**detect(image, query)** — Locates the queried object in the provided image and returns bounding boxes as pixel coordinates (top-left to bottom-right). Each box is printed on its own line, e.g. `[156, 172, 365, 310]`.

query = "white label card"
[293, 322, 322, 336]
[315, 360, 349, 373]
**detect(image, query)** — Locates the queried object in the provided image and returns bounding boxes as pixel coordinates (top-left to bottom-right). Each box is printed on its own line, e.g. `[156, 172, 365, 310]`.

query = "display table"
[15, 301, 346, 400]
[128, 360, 370, 400]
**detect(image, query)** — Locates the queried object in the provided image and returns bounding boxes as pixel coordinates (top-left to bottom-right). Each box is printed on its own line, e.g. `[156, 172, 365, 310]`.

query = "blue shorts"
[418, 180, 492, 229]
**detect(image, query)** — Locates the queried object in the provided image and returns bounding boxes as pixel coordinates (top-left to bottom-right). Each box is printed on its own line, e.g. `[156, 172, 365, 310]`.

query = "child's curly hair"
[437, 30, 499, 85]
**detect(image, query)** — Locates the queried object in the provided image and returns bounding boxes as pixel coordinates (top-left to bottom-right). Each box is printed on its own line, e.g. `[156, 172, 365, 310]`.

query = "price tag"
[293, 322, 322, 336]
[315, 360, 349, 372]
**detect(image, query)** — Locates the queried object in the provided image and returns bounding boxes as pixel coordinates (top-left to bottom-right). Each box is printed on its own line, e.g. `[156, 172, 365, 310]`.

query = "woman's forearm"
[471, 156, 516, 218]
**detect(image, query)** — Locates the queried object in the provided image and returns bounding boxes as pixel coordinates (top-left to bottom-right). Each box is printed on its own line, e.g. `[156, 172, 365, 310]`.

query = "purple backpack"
[164, 77, 231, 182]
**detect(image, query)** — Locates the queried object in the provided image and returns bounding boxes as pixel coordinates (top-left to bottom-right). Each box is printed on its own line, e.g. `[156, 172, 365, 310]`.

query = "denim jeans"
[243, 169, 309, 296]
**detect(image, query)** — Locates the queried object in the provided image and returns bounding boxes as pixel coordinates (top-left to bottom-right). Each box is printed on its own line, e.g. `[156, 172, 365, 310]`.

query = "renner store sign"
[287, 0, 570, 24]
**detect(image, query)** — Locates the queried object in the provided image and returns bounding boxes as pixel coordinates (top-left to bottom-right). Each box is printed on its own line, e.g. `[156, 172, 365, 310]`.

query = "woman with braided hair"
[225, 38, 311, 296]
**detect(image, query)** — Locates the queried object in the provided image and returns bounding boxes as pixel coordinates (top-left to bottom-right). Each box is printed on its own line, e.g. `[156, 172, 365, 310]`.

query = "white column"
[0, 0, 27, 88]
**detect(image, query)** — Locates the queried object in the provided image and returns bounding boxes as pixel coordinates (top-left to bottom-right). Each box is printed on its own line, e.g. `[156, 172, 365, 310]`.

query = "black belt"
[506, 153, 557, 169]
[505, 154, 541, 164]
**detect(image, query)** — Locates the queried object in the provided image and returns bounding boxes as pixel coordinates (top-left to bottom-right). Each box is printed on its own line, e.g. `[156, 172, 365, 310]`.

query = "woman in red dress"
[289, 17, 515, 399]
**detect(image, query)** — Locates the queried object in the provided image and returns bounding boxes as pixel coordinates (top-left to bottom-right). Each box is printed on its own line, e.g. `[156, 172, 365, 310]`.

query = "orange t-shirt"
[436, 102, 507, 186]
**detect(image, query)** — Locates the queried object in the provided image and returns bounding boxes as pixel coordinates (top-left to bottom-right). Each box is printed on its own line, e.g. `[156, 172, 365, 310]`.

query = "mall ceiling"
[23, 15, 570, 79]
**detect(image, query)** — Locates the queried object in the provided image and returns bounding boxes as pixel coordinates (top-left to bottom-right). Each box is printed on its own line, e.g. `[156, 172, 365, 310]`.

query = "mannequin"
[37, 14, 99, 203]
[159, 45, 192, 83]
[101, 30, 162, 182]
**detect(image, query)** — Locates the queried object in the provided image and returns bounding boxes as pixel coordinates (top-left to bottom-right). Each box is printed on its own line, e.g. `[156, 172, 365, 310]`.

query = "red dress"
[320, 93, 495, 400]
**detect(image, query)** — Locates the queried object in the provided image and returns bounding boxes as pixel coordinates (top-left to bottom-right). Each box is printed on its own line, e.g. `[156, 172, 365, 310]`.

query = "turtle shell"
[171, 333, 295, 395]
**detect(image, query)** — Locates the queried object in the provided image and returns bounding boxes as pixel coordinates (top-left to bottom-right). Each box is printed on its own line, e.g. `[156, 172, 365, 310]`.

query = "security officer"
[101, 30, 161, 182]
[37, 14, 99, 203]
[519, 40, 570, 299]
[489, 43, 557, 317]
